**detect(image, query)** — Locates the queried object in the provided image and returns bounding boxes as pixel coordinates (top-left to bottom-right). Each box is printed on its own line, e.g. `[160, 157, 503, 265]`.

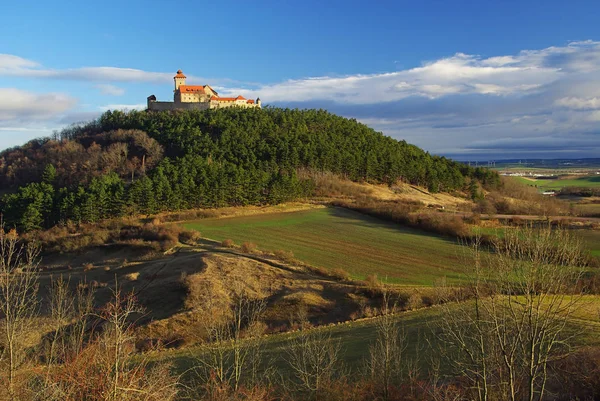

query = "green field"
[576, 229, 600, 257]
[185, 207, 470, 286]
[162, 295, 600, 378]
[512, 175, 600, 191]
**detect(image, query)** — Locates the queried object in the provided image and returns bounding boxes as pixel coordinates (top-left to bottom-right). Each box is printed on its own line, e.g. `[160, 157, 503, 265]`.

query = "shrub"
[240, 241, 257, 253]
[221, 238, 235, 248]
[83, 263, 95, 272]
[178, 229, 202, 244]
[364, 273, 380, 290]
[407, 292, 423, 310]
[329, 268, 351, 281]
[273, 249, 295, 263]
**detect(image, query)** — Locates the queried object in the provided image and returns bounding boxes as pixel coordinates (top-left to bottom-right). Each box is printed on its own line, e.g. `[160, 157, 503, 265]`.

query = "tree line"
[0, 108, 500, 232]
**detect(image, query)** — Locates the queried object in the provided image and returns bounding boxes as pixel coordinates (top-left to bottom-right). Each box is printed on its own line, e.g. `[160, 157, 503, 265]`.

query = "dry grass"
[23, 218, 185, 257]
[333, 198, 470, 238]
[302, 169, 472, 210]
[125, 272, 140, 281]
[178, 229, 202, 244]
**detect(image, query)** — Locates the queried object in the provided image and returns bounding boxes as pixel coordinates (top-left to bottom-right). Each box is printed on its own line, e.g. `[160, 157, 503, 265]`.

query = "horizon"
[2, 1, 600, 160]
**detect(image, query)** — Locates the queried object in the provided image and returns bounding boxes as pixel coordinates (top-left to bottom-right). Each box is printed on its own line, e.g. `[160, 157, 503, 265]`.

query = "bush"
[240, 241, 257, 253]
[273, 249, 295, 263]
[221, 238, 235, 248]
[178, 229, 202, 244]
[407, 292, 423, 310]
[329, 268, 351, 281]
[364, 273, 380, 290]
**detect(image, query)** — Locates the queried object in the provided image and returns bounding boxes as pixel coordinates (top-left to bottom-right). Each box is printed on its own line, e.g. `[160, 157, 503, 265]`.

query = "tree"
[365, 288, 409, 401]
[42, 164, 57, 184]
[189, 283, 267, 395]
[0, 227, 40, 400]
[436, 225, 585, 401]
[285, 324, 342, 400]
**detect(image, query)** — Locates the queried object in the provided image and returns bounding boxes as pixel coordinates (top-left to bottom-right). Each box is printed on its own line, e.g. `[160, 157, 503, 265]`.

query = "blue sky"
[1, 0, 600, 159]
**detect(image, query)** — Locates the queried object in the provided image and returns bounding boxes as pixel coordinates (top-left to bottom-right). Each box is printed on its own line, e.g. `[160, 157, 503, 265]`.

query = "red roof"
[210, 95, 219, 101]
[236, 95, 246, 100]
[174, 69, 187, 79]
[216, 97, 237, 101]
[179, 85, 205, 93]
[247, 99, 255, 104]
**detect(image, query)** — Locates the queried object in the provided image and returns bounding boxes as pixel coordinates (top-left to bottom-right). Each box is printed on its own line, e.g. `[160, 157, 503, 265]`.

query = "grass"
[156, 295, 600, 378]
[157, 306, 442, 378]
[184, 207, 471, 286]
[512, 175, 600, 191]
[573, 203, 600, 217]
[575, 229, 600, 257]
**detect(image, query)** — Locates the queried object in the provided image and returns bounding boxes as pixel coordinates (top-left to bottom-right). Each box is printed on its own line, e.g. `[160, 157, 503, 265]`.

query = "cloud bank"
[0, 88, 77, 121]
[221, 40, 600, 159]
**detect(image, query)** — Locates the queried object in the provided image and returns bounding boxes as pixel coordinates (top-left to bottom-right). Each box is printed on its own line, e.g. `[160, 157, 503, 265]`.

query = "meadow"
[576, 229, 600, 258]
[185, 207, 471, 286]
[162, 295, 600, 380]
[513, 174, 600, 190]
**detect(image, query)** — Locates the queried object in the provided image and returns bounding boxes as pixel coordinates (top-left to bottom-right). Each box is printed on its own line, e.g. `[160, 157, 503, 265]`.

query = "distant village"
[147, 70, 261, 111]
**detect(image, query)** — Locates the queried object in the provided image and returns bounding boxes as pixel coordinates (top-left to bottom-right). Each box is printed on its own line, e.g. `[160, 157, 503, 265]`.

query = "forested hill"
[0, 108, 499, 231]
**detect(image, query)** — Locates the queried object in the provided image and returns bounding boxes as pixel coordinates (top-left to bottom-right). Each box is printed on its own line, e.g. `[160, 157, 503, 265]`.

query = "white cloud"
[0, 88, 77, 121]
[217, 41, 600, 158]
[94, 84, 125, 96]
[220, 46, 574, 103]
[0, 54, 213, 84]
[0, 54, 40, 70]
[98, 103, 146, 111]
[555, 96, 600, 110]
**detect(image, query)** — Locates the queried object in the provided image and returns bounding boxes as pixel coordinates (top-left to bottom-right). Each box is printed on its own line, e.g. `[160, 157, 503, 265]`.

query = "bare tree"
[436, 224, 585, 401]
[0, 227, 40, 400]
[365, 288, 408, 400]
[44, 276, 74, 370]
[189, 286, 267, 395]
[285, 325, 342, 400]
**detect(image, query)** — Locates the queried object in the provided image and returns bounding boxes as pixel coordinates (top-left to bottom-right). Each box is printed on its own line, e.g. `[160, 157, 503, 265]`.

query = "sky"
[1, 0, 600, 160]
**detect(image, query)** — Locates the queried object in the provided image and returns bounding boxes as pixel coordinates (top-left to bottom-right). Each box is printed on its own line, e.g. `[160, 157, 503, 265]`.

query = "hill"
[0, 108, 499, 232]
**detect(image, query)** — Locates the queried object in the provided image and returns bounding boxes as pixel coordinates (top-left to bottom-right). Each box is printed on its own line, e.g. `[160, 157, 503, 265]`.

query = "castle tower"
[256, 97, 261, 108]
[174, 69, 186, 91]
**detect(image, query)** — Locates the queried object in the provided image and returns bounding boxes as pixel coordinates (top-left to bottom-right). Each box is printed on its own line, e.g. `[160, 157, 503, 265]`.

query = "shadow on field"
[325, 206, 461, 246]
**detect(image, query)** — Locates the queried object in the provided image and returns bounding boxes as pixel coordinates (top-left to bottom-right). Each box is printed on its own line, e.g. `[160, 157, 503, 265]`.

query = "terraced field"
[185, 207, 470, 285]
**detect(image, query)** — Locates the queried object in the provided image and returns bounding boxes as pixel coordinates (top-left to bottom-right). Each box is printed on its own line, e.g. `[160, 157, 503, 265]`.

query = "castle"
[147, 70, 261, 111]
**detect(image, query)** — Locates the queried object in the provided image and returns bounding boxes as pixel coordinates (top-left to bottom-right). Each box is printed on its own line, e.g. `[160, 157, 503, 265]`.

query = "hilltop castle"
[147, 70, 261, 111]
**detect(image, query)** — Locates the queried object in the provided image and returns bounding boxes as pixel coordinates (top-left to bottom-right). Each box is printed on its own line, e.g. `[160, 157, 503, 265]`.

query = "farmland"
[512, 174, 600, 191]
[185, 207, 470, 286]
